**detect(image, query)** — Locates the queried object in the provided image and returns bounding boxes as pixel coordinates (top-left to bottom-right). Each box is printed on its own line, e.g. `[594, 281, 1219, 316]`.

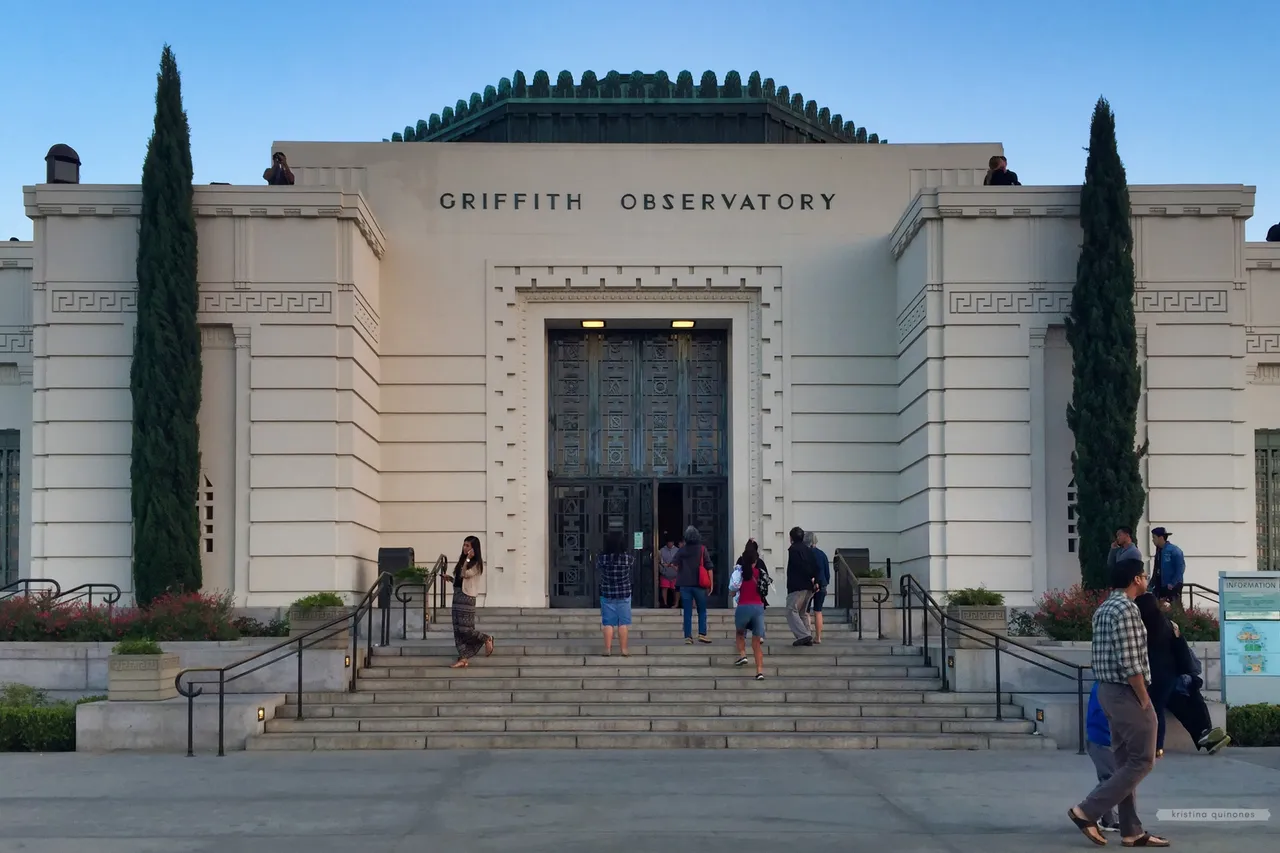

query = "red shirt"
[737, 564, 764, 606]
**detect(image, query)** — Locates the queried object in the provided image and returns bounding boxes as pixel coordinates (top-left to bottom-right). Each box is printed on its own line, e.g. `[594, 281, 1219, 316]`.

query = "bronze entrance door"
[547, 331, 728, 608]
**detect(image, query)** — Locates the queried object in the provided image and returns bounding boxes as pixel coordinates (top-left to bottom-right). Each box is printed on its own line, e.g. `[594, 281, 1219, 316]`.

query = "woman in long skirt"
[449, 535, 494, 668]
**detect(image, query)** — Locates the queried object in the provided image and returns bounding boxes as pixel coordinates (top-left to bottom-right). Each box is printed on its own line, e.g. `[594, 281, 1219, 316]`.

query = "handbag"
[698, 547, 713, 590]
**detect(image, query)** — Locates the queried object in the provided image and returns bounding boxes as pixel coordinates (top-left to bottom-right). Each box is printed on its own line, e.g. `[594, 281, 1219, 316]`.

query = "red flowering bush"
[1033, 585, 1109, 641]
[0, 590, 239, 642]
[1030, 585, 1220, 642]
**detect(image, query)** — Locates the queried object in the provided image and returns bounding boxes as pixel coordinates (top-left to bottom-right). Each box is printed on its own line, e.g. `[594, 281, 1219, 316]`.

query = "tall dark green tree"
[131, 45, 202, 604]
[1065, 97, 1146, 590]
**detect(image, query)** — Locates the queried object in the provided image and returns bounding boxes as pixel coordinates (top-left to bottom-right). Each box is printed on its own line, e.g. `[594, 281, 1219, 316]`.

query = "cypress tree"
[1065, 97, 1146, 590]
[131, 45, 202, 604]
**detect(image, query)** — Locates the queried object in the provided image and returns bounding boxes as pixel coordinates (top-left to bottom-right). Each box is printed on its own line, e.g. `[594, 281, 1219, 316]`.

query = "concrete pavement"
[0, 748, 1277, 852]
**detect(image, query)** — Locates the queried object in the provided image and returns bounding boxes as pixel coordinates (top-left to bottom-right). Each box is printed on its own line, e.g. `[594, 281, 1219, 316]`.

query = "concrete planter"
[945, 605, 1009, 648]
[107, 653, 180, 701]
[287, 607, 355, 649]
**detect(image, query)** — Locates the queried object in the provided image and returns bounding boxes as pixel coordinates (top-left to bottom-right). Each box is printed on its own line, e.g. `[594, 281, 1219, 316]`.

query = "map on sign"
[1222, 621, 1279, 676]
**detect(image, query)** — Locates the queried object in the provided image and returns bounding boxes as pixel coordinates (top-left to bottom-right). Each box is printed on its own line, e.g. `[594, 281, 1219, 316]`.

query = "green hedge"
[1227, 703, 1280, 747]
[0, 686, 104, 752]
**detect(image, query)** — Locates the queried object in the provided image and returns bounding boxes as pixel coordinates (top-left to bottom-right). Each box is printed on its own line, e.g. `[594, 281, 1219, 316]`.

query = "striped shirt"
[1091, 590, 1150, 685]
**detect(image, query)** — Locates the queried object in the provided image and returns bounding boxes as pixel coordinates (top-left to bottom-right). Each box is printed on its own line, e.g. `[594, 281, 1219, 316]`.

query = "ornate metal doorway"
[548, 331, 728, 608]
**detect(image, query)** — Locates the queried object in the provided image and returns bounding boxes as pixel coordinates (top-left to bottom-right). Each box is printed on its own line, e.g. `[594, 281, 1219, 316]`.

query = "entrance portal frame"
[484, 264, 784, 606]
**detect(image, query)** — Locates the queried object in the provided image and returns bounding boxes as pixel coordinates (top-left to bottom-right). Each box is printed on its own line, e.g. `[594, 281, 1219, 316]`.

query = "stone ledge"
[1009, 691, 1227, 753]
[77, 693, 286, 753]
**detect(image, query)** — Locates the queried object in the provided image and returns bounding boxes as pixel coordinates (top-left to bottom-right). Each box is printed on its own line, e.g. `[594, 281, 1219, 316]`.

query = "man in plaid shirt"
[1068, 557, 1169, 847]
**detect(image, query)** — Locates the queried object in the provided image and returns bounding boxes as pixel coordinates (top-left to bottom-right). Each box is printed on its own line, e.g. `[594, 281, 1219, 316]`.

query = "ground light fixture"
[257, 707, 265, 722]
[581, 320, 605, 328]
[671, 320, 695, 328]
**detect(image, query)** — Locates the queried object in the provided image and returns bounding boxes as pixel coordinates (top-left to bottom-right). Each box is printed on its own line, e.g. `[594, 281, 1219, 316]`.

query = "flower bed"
[0, 591, 240, 642]
[1022, 585, 1219, 642]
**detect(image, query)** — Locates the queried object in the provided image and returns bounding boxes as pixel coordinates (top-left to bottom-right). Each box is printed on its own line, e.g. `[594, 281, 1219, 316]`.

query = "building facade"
[1, 91, 1277, 607]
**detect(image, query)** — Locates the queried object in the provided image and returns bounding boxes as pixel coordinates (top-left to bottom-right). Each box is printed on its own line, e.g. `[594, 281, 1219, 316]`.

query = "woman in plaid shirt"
[596, 531, 634, 657]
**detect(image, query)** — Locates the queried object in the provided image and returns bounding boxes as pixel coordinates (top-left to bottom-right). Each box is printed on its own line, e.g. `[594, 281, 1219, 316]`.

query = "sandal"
[1068, 808, 1107, 846]
[1123, 834, 1169, 847]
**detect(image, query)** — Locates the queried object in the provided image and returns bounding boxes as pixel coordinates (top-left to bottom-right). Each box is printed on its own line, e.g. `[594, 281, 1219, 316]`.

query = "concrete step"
[351, 677, 944, 694]
[247, 730, 1054, 751]
[264, 715, 1038, 735]
[290, 701, 1024, 719]
[295, 685, 954, 705]
[357, 662, 927, 678]
[353, 670, 941, 687]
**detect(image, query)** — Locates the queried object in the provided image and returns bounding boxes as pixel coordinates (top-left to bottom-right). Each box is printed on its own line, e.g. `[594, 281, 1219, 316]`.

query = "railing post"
[939, 608, 949, 692]
[994, 636, 1002, 721]
[401, 591, 408, 641]
[1076, 668, 1086, 754]
[365, 603, 374, 665]
[296, 638, 304, 721]
[185, 682, 195, 758]
[349, 613, 359, 692]
[922, 593, 930, 667]
[420, 587, 427, 640]
[217, 671, 226, 757]
[857, 585, 864, 641]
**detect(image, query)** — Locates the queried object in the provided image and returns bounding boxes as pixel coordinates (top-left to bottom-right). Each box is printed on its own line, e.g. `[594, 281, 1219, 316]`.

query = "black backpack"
[749, 562, 772, 600]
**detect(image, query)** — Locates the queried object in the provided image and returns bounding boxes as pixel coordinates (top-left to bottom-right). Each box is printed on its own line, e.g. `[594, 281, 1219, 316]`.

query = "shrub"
[946, 587, 1005, 607]
[112, 638, 164, 655]
[1227, 703, 1280, 747]
[1171, 604, 1220, 642]
[0, 590, 238, 642]
[232, 616, 290, 637]
[1008, 608, 1047, 638]
[1032, 585, 1108, 640]
[290, 592, 345, 611]
[0, 685, 102, 752]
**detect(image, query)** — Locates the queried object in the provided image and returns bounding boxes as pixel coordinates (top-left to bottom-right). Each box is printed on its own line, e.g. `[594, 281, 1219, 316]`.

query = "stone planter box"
[287, 607, 355, 649]
[107, 653, 180, 701]
[945, 605, 1009, 648]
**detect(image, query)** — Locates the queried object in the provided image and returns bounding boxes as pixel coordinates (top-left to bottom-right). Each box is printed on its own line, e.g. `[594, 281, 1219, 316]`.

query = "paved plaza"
[0, 749, 1277, 852]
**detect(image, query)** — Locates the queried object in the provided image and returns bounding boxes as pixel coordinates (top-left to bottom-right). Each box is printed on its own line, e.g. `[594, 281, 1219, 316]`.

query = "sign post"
[1219, 571, 1280, 706]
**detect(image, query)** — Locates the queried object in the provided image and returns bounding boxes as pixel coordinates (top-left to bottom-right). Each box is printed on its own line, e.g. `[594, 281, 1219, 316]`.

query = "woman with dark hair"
[729, 539, 770, 680]
[1135, 592, 1178, 757]
[448, 535, 493, 668]
[596, 530, 634, 656]
[673, 525, 713, 644]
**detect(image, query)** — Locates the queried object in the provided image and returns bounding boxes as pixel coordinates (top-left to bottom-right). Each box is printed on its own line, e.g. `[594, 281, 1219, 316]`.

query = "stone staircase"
[247, 607, 1056, 750]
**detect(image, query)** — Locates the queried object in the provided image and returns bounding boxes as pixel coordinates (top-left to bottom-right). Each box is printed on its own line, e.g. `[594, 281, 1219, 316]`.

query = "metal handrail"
[1180, 582, 1218, 611]
[175, 571, 394, 757]
[0, 578, 61, 600]
[393, 557, 447, 640]
[51, 583, 123, 617]
[899, 573, 1090, 754]
[833, 553, 892, 638]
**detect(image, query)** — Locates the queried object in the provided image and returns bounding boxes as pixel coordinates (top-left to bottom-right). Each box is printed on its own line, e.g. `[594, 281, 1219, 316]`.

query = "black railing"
[393, 555, 449, 640]
[175, 571, 394, 757]
[833, 553, 892, 639]
[52, 583, 122, 617]
[1181, 582, 1218, 611]
[899, 573, 1090, 754]
[0, 578, 61, 600]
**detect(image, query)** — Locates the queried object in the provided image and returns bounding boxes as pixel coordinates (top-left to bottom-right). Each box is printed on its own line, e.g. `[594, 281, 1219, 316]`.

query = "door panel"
[685, 480, 729, 608]
[550, 484, 591, 607]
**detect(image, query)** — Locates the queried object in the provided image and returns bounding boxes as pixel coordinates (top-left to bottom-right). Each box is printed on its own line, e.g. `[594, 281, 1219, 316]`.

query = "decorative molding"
[1252, 364, 1280, 385]
[338, 283, 380, 343]
[897, 289, 927, 342]
[1247, 327, 1280, 354]
[198, 291, 332, 314]
[50, 289, 137, 313]
[233, 326, 251, 350]
[949, 291, 1072, 315]
[520, 288, 756, 304]
[199, 325, 236, 349]
[1134, 289, 1227, 313]
[0, 326, 32, 353]
[0, 257, 33, 270]
[0, 364, 19, 385]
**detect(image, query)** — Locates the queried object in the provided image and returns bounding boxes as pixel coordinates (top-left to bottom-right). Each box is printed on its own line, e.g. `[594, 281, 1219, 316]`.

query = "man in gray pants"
[785, 527, 819, 646]
[1068, 557, 1169, 847]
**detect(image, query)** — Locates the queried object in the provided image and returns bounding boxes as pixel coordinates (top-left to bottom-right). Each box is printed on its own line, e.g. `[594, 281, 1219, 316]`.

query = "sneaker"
[1100, 821, 1120, 833]
[1197, 727, 1227, 748]
[734, 657, 749, 667]
[792, 637, 813, 646]
[1207, 734, 1232, 755]
[755, 672, 765, 681]
[697, 635, 712, 644]
[685, 637, 694, 645]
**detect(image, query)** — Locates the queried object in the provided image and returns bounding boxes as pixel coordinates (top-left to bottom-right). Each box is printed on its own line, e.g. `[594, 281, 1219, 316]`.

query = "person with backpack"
[1085, 681, 1122, 834]
[672, 525, 714, 644]
[729, 539, 771, 680]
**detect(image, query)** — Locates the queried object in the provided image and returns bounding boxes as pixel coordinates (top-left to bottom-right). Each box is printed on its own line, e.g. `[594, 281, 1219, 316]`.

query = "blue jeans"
[680, 586, 708, 637]
[1151, 678, 1178, 750]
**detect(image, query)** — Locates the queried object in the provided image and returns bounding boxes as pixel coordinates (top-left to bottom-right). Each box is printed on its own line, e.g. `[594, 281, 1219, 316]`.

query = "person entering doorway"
[673, 525, 713, 644]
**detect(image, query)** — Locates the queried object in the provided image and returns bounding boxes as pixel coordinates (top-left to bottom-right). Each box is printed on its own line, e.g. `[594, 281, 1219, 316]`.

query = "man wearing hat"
[1151, 527, 1185, 604]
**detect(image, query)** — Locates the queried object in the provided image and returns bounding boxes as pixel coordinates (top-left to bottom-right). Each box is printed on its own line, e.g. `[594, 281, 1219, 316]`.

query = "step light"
[671, 320, 695, 328]
[581, 320, 605, 328]
[257, 706, 266, 722]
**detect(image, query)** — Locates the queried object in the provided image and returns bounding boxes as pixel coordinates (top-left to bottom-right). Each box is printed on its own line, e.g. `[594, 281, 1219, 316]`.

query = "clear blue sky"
[1, 0, 1275, 240]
